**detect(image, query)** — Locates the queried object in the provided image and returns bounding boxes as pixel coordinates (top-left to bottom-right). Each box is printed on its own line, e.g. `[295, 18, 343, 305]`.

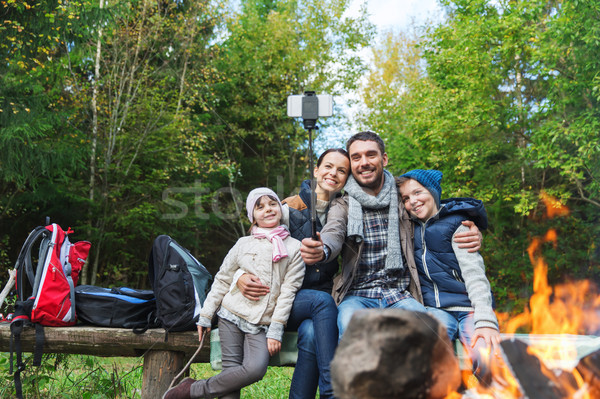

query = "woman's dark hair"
[316, 148, 349, 167]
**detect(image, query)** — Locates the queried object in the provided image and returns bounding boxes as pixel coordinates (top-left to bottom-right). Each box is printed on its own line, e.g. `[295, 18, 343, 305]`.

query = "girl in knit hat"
[398, 170, 499, 381]
[163, 187, 305, 399]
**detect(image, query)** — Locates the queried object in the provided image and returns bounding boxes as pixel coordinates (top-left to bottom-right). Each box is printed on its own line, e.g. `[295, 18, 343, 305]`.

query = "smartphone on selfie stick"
[287, 92, 333, 240]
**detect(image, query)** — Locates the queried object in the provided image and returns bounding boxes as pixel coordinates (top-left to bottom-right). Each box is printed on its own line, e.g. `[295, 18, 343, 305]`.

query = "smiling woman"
[282, 148, 351, 399]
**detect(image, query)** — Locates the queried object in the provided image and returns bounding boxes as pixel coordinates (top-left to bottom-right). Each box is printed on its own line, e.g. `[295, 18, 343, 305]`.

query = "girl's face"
[400, 179, 438, 222]
[253, 196, 282, 228]
[314, 152, 350, 198]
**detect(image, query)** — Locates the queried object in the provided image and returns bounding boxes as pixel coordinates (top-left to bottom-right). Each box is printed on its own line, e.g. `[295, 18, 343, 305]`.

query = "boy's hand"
[300, 233, 324, 265]
[237, 273, 269, 301]
[197, 325, 211, 342]
[471, 327, 501, 350]
[453, 221, 483, 253]
[267, 338, 281, 356]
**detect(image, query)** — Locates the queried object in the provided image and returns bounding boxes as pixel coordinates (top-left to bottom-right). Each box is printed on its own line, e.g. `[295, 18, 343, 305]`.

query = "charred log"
[500, 338, 575, 399]
[576, 348, 600, 398]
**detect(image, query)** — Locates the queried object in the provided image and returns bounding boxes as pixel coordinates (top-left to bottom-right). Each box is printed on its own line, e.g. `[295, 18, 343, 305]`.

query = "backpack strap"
[9, 317, 46, 399]
[9, 297, 46, 399]
[132, 310, 158, 335]
[33, 323, 45, 366]
[10, 316, 29, 399]
[63, 257, 76, 323]
[15, 227, 49, 300]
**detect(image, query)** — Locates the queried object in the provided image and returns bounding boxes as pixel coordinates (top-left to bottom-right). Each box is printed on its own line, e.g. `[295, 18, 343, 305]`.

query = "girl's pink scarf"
[252, 226, 290, 262]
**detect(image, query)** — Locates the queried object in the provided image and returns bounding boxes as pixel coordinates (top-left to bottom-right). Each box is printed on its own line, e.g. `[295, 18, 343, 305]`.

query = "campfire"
[454, 193, 600, 399]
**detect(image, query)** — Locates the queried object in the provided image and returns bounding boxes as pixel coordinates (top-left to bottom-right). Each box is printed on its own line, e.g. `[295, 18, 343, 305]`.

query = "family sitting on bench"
[164, 131, 497, 399]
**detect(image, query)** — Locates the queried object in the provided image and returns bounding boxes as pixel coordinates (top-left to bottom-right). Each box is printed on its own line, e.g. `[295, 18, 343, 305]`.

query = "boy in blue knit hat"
[398, 169, 499, 379]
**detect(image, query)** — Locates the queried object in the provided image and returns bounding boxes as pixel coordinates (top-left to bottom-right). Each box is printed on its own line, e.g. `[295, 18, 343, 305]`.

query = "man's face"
[348, 140, 388, 192]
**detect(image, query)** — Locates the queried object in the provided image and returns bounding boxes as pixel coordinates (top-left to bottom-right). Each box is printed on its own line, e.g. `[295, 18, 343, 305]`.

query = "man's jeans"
[337, 295, 427, 341]
[287, 289, 338, 399]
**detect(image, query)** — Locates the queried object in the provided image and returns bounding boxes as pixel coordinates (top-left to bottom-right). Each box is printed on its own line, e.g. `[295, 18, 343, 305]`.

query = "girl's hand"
[198, 325, 211, 342]
[267, 338, 281, 356]
[471, 327, 501, 350]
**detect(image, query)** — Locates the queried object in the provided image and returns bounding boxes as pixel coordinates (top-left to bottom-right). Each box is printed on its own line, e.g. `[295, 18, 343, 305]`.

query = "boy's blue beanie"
[400, 169, 443, 207]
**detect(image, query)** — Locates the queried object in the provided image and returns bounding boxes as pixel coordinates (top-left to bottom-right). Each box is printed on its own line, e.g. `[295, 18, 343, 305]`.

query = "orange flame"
[446, 193, 599, 398]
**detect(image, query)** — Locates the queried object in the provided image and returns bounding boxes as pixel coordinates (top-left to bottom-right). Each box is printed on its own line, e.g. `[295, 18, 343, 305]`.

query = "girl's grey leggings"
[190, 317, 269, 399]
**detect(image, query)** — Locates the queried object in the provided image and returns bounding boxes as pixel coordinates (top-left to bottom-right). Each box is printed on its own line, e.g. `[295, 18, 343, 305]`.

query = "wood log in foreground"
[331, 308, 461, 399]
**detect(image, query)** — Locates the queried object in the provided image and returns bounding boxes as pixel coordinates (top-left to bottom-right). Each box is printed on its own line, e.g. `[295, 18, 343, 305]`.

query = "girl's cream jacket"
[200, 234, 305, 328]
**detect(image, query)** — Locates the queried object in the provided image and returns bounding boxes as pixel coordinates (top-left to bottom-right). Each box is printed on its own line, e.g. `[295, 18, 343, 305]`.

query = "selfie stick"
[307, 127, 318, 240]
[301, 92, 319, 240]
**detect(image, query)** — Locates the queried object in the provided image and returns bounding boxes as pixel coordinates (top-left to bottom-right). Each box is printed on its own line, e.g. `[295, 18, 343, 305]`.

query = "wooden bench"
[0, 324, 210, 399]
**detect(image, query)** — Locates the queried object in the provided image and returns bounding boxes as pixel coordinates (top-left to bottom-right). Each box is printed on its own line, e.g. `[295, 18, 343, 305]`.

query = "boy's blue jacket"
[412, 197, 488, 309]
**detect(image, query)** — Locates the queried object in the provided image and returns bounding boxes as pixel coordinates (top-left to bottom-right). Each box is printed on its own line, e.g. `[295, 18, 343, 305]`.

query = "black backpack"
[75, 285, 159, 331]
[148, 235, 212, 336]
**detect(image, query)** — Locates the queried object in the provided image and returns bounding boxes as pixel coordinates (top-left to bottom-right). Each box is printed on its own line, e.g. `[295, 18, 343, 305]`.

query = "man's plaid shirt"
[347, 206, 412, 305]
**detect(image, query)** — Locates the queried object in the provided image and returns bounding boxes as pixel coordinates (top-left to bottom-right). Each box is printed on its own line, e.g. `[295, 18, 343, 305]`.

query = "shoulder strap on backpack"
[15, 227, 51, 301]
[9, 318, 26, 399]
[9, 298, 45, 399]
[9, 319, 45, 399]
[62, 237, 77, 324]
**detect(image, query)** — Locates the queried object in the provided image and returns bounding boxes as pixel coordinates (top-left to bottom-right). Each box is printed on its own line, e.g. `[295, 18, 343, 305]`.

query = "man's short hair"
[346, 131, 386, 155]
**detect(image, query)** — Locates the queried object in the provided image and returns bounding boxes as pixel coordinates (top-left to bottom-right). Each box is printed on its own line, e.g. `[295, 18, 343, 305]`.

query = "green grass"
[0, 353, 298, 398]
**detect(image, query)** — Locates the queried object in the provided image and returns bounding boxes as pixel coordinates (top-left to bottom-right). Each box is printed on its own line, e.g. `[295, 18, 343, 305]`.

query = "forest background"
[1, 0, 599, 317]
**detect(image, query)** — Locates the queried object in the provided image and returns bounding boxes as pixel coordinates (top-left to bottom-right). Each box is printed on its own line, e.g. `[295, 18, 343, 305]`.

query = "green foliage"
[0, 0, 102, 187]
[359, 0, 600, 313]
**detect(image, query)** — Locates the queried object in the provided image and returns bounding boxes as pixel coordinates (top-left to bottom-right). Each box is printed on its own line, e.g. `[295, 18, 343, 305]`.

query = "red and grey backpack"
[9, 221, 90, 398]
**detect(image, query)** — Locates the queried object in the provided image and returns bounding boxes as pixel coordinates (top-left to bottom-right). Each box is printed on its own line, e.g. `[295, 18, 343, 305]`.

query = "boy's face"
[253, 195, 282, 228]
[400, 179, 438, 221]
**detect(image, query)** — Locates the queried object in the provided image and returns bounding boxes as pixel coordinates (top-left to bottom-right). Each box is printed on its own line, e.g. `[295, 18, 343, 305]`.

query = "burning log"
[330, 309, 461, 399]
[576, 348, 600, 398]
[499, 338, 575, 399]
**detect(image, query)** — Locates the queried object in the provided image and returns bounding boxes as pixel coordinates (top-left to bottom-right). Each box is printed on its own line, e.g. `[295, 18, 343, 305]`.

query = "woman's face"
[314, 152, 350, 196]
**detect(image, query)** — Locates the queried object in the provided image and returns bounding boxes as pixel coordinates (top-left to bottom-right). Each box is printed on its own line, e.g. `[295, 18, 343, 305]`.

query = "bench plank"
[0, 324, 209, 399]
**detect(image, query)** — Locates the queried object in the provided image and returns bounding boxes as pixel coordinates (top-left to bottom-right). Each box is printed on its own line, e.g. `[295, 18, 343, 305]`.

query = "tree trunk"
[83, 0, 105, 285]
